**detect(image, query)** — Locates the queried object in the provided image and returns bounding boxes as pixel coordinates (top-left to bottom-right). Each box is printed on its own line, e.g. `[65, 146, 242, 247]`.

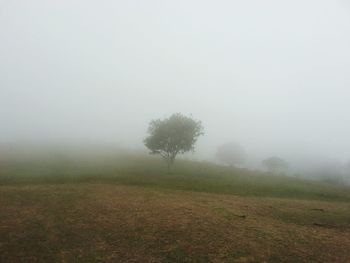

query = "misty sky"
[1, 0, 350, 162]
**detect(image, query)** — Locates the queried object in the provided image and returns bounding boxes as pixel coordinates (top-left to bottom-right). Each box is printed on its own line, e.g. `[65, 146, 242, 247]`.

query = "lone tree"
[262, 156, 288, 174]
[216, 142, 246, 167]
[144, 113, 204, 172]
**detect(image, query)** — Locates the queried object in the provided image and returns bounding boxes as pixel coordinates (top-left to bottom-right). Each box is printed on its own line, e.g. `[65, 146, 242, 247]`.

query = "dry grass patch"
[1, 184, 350, 262]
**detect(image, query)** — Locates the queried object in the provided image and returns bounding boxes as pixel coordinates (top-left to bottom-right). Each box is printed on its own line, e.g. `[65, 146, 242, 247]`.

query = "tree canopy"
[144, 113, 204, 171]
[262, 156, 288, 173]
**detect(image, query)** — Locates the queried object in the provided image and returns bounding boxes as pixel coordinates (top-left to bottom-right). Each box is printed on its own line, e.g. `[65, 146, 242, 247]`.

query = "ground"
[1, 154, 350, 262]
[1, 183, 350, 263]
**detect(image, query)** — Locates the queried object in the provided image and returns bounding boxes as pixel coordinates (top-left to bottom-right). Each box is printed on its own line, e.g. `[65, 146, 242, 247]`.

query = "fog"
[1, 1, 350, 179]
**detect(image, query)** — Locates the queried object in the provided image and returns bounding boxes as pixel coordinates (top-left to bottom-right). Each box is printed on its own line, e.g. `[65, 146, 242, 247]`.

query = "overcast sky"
[1, 0, 350, 162]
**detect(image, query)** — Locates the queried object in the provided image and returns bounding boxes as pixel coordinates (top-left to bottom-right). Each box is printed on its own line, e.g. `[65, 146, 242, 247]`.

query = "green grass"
[1, 152, 350, 262]
[1, 153, 350, 202]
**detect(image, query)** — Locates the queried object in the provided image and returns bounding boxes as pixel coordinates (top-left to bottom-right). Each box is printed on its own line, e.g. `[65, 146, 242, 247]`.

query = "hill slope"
[1, 153, 350, 262]
[1, 153, 350, 202]
[1, 183, 350, 262]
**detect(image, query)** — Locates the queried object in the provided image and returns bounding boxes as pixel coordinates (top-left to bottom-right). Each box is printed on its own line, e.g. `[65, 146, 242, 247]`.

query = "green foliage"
[144, 113, 204, 171]
[262, 156, 288, 173]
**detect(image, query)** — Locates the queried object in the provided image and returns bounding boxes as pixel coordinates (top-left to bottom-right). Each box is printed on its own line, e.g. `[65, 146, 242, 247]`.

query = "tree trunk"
[165, 154, 176, 174]
[167, 160, 171, 174]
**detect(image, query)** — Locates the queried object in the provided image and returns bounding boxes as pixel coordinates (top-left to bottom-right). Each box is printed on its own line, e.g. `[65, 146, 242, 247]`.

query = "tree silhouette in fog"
[262, 156, 288, 174]
[144, 113, 204, 172]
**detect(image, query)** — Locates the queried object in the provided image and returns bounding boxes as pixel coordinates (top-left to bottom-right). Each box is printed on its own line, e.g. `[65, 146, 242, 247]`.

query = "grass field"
[1, 153, 350, 262]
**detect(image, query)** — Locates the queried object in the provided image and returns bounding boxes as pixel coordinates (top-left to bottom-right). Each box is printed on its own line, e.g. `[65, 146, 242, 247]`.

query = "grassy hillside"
[1, 152, 350, 202]
[1, 184, 350, 263]
[1, 152, 350, 262]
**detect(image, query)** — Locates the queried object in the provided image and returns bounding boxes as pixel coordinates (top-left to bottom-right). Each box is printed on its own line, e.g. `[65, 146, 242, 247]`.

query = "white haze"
[1, 0, 350, 175]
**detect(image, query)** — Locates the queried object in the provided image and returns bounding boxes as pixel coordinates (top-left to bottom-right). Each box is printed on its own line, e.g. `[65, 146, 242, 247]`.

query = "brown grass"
[1, 184, 350, 262]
